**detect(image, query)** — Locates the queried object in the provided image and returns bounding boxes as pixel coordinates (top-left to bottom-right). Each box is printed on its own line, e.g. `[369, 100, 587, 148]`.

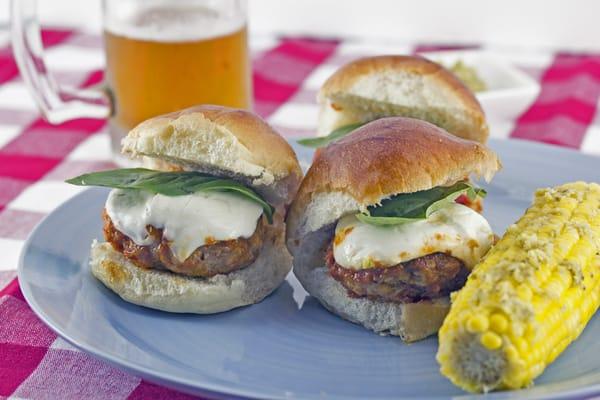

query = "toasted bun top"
[317, 55, 489, 143]
[286, 117, 500, 239]
[121, 105, 302, 205]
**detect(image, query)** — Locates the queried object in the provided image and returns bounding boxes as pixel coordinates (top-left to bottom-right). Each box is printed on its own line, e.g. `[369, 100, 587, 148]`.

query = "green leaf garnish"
[355, 214, 423, 225]
[357, 181, 486, 226]
[66, 168, 274, 223]
[297, 122, 365, 148]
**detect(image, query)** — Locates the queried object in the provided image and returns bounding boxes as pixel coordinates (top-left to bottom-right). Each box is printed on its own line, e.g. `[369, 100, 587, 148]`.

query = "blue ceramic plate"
[19, 139, 600, 399]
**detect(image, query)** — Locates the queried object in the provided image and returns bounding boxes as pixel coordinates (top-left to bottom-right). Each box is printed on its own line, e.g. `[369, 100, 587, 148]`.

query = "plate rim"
[18, 138, 600, 400]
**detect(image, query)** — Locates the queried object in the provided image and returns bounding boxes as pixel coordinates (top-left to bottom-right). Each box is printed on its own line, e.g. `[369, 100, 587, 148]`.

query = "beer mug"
[11, 0, 251, 159]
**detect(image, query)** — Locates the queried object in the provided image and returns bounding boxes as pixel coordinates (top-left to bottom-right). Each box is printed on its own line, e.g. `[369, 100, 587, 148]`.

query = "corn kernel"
[557, 269, 573, 287]
[517, 285, 533, 301]
[562, 295, 575, 311]
[480, 332, 502, 350]
[545, 279, 563, 299]
[512, 337, 529, 354]
[489, 313, 509, 333]
[531, 363, 545, 377]
[525, 324, 537, 340]
[466, 315, 489, 333]
[505, 345, 519, 361]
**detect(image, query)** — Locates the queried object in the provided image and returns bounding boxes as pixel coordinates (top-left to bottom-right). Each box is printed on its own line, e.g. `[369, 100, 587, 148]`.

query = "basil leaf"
[297, 122, 365, 148]
[423, 186, 489, 217]
[357, 181, 486, 226]
[356, 214, 421, 225]
[425, 188, 470, 217]
[66, 168, 274, 223]
[467, 186, 487, 200]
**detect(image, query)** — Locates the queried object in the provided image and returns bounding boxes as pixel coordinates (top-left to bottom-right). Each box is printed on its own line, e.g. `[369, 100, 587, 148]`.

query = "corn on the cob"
[437, 182, 600, 392]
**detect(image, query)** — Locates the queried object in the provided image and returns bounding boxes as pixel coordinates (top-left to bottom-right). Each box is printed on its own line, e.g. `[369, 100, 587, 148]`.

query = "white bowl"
[419, 50, 540, 123]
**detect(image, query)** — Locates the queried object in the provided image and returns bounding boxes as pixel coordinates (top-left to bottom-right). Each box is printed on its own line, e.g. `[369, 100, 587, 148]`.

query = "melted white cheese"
[105, 188, 263, 262]
[333, 203, 494, 270]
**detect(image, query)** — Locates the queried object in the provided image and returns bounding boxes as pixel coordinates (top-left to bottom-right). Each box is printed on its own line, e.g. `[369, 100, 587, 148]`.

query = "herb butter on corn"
[437, 182, 600, 392]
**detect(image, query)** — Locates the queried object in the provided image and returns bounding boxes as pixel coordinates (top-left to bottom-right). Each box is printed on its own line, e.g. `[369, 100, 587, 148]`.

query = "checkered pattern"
[1, 28, 600, 399]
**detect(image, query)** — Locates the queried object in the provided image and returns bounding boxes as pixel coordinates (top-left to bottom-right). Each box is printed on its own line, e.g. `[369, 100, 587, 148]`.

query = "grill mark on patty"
[102, 209, 266, 278]
[325, 242, 469, 303]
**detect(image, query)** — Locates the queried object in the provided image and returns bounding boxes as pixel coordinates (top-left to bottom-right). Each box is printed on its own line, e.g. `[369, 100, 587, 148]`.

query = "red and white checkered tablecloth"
[2, 28, 600, 399]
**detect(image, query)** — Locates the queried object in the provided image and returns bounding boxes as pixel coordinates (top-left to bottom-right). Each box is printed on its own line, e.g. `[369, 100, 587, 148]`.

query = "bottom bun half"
[90, 230, 291, 314]
[291, 226, 450, 342]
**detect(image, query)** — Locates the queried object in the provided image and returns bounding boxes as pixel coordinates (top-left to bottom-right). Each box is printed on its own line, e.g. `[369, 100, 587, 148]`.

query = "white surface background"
[0, 0, 599, 50]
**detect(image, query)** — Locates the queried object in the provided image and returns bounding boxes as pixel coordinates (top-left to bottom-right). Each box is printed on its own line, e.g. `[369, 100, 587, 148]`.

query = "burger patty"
[102, 209, 266, 278]
[325, 243, 469, 303]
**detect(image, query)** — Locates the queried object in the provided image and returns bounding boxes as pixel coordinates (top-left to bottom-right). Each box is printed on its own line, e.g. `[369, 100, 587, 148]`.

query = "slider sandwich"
[299, 55, 489, 148]
[68, 105, 302, 313]
[287, 117, 501, 342]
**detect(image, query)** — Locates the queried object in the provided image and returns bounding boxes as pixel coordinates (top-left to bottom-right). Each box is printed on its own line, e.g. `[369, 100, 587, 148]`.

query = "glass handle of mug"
[10, 0, 111, 123]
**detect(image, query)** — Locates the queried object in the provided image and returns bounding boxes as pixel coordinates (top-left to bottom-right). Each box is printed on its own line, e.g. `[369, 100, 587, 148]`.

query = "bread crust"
[122, 105, 302, 205]
[317, 55, 489, 143]
[287, 117, 500, 240]
[294, 256, 451, 342]
[90, 225, 292, 314]
[321, 55, 481, 111]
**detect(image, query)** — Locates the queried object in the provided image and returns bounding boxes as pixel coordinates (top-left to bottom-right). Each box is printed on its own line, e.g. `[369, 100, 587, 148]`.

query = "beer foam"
[105, 4, 245, 42]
